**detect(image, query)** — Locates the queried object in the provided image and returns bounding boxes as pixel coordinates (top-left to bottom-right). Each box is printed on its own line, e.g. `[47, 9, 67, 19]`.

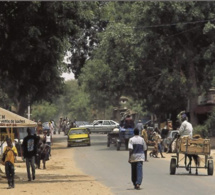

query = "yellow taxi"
[67, 127, 91, 147]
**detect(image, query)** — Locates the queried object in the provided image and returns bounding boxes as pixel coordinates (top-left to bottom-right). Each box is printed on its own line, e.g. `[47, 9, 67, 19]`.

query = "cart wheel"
[170, 158, 176, 175]
[208, 160, 214, 176]
[117, 142, 120, 151]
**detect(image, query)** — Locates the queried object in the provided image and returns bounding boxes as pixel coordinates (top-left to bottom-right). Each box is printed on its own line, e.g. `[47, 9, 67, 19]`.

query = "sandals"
[135, 184, 140, 190]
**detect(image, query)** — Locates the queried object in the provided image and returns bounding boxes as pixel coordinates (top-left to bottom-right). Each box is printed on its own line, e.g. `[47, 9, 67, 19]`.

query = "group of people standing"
[58, 117, 77, 135]
[1, 127, 51, 189]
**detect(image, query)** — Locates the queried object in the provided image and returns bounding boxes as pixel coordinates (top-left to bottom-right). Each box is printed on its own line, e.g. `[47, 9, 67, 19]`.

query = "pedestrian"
[135, 120, 143, 132]
[141, 125, 149, 161]
[45, 130, 51, 156]
[49, 120, 54, 142]
[2, 138, 18, 189]
[152, 130, 165, 158]
[58, 117, 63, 134]
[149, 132, 158, 157]
[157, 131, 165, 158]
[22, 128, 38, 181]
[128, 128, 147, 190]
[73, 118, 77, 127]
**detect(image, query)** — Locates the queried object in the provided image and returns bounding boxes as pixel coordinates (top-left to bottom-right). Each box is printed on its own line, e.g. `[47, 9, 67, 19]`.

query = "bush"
[193, 125, 208, 138]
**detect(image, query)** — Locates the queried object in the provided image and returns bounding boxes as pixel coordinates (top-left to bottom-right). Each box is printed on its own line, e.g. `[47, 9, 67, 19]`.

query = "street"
[74, 134, 215, 195]
[1, 133, 215, 195]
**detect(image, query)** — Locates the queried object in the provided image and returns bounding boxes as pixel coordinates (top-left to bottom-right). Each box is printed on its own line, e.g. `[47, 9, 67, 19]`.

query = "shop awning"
[0, 107, 37, 128]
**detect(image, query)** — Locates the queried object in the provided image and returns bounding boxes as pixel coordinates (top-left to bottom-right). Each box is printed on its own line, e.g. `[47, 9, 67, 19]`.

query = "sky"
[61, 72, 75, 81]
[62, 51, 75, 81]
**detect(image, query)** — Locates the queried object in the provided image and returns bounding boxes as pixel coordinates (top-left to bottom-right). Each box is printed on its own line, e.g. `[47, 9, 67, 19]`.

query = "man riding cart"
[116, 115, 134, 150]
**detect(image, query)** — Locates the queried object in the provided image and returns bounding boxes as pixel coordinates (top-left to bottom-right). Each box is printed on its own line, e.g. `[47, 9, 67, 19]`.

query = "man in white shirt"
[179, 114, 193, 138]
[128, 128, 147, 190]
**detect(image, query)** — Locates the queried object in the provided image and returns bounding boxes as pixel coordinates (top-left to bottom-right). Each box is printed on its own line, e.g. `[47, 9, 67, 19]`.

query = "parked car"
[79, 120, 119, 133]
[67, 127, 90, 147]
[163, 130, 179, 153]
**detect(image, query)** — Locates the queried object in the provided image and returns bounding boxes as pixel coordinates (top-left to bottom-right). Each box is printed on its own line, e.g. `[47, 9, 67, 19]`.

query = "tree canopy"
[79, 2, 215, 125]
[0, 1, 94, 115]
[2, 1, 215, 127]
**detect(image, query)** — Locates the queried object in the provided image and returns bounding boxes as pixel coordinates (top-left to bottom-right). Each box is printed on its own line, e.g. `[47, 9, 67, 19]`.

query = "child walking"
[2, 138, 18, 189]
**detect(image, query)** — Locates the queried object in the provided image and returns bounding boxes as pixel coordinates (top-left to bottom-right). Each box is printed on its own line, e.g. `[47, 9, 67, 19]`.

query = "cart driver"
[171, 113, 193, 153]
[178, 114, 193, 138]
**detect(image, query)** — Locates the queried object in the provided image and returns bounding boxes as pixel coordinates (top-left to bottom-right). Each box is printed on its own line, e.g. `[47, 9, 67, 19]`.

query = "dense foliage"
[0, 2, 94, 115]
[2, 2, 215, 131]
[79, 2, 215, 125]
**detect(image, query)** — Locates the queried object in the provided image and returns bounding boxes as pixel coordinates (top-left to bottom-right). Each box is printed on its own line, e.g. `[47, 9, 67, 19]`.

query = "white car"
[79, 120, 119, 133]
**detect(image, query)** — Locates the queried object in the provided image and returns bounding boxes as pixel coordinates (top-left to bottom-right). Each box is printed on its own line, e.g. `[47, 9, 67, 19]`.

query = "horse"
[185, 154, 200, 175]
[184, 134, 202, 175]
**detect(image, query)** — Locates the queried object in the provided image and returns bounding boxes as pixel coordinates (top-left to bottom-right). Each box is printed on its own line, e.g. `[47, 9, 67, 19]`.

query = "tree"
[130, 2, 215, 125]
[54, 80, 93, 121]
[67, 2, 109, 78]
[0, 2, 94, 115]
[79, 2, 215, 126]
[31, 101, 57, 122]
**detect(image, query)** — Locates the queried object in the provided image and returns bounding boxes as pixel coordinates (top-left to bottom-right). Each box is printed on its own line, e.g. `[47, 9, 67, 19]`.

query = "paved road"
[72, 134, 215, 195]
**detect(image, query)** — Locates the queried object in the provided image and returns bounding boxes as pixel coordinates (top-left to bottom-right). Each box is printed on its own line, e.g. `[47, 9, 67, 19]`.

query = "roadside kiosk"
[0, 107, 37, 155]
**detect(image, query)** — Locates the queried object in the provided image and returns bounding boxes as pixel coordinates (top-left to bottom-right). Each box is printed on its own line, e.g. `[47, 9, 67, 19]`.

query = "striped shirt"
[128, 135, 147, 162]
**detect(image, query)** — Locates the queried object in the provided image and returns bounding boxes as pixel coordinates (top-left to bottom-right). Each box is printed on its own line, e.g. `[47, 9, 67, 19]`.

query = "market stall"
[0, 107, 37, 155]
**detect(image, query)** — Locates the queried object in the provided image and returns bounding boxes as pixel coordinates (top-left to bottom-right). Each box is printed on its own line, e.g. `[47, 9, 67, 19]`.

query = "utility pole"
[27, 105, 31, 119]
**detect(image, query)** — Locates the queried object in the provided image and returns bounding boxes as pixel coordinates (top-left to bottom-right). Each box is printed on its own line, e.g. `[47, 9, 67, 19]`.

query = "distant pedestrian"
[22, 128, 38, 181]
[128, 128, 147, 190]
[45, 131, 52, 156]
[135, 120, 143, 132]
[141, 125, 149, 161]
[2, 138, 18, 189]
[152, 131, 165, 158]
[73, 119, 77, 127]
[49, 120, 54, 138]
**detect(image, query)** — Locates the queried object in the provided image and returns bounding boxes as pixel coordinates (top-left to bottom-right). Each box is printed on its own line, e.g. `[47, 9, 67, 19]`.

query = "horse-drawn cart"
[107, 128, 134, 150]
[116, 128, 134, 151]
[170, 136, 214, 175]
[107, 129, 119, 147]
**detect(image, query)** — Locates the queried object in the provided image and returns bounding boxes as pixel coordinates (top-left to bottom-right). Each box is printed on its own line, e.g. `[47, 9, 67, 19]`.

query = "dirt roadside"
[0, 141, 113, 195]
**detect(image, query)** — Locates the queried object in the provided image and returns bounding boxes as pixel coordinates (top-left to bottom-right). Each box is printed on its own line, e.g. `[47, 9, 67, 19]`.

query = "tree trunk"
[188, 61, 198, 126]
[16, 96, 28, 117]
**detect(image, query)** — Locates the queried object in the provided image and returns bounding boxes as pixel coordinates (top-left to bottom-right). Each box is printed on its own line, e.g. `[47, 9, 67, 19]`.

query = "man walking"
[22, 128, 38, 181]
[128, 128, 147, 190]
[2, 138, 18, 189]
[135, 120, 143, 132]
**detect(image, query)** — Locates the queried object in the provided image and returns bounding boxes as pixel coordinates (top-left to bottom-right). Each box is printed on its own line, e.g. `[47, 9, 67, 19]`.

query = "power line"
[134, 18, 215, 29]
[109, 18, 215, 29]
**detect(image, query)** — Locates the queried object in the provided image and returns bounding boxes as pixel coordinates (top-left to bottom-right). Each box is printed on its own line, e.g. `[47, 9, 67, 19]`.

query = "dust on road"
[0, 141, 113, 195]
